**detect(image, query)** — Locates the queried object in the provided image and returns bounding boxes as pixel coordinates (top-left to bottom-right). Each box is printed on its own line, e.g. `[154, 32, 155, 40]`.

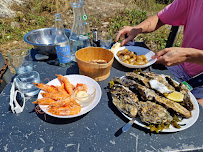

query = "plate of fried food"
[33, 74, 102, 118]
[109, 71, 199, 133]
[114, 46, 157, 68]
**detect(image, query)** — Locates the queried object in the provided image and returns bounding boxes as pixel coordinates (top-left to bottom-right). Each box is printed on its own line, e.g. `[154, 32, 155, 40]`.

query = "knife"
[122, 117, 136, 132]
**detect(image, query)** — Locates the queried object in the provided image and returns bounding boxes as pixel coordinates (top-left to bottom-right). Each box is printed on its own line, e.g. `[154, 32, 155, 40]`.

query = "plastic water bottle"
[54, 13, 71, 67]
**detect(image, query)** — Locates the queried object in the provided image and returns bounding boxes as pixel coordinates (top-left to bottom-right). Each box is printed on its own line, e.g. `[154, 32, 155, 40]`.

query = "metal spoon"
[122, 117, 136, 132]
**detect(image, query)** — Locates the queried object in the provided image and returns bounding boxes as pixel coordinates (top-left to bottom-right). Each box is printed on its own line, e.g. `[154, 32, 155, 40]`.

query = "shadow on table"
[33, 105, 87, 124]
[65, 61, 80, 75]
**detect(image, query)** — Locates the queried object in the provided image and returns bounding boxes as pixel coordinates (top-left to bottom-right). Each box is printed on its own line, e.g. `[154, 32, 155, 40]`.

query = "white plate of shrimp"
[33, 74, 102, 118]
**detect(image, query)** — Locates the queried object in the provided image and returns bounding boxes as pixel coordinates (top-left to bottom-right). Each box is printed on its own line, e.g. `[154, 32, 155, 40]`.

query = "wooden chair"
[165, 26, 179, 48]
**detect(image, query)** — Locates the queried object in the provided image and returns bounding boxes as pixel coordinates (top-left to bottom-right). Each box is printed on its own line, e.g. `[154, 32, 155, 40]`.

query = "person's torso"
[181, 0, 203, 77]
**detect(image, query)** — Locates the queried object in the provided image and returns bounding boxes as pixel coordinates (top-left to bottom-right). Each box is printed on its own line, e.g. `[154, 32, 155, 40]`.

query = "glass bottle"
[79, 0, 90, 36]
[54, 13, 71, 67]
[70, 2, 91, 61]
[93, 30, 100, 47]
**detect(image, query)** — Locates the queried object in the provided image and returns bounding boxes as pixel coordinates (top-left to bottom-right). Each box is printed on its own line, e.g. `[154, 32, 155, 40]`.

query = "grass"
[0, 0, 182, 54]
[107, 9, 147, 38]
[0, 1, 55, 45]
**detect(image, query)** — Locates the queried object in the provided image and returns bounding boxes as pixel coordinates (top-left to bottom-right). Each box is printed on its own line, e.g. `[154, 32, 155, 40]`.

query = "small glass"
[8, 49, 33, 75]
[100, 35, 112, 49]
[15, 71, 40, 96]
[72, 85, 96, 108]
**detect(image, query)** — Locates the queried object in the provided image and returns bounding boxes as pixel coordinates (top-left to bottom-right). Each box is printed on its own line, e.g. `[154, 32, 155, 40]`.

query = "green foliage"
[0, 1, 53, 44]
[141, 27, 170, 51]
[108, 9, 147, 39]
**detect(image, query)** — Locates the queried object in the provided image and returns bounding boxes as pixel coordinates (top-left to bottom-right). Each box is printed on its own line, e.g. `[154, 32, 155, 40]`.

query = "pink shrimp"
[41, 92, 70, 101]
[47, 96, 75, 108]
[75, 83, 88, 91]
[33, 83, 58, 93]
[48, 100, 81, 115]
[73, 83, 88, 96]
[56, 74, 73, 95]
[50, 83, 69, 96]
[32, 98, 56, 105]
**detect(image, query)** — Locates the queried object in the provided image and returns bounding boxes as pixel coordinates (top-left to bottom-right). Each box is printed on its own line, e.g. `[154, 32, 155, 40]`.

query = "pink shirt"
[158, 0, 203, 77]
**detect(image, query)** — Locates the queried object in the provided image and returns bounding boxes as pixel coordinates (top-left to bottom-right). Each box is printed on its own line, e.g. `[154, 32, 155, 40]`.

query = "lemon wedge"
[109, 42, 121, 53]
[164, 91, 184, 102]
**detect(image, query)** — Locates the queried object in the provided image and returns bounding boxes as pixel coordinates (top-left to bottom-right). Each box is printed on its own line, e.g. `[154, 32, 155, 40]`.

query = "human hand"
[115, 26, 142, 46]
[152, 47, 189, 66]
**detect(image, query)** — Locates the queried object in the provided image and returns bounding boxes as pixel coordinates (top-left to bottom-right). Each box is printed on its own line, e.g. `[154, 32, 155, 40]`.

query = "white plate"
[37, 75, 102, 118]
[114, 46, 157, 68]
[116, 76, 200, 132]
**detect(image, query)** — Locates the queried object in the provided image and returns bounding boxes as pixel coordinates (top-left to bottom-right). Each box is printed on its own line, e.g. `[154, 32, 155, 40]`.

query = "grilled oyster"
[111, 76, 139, 92]
[180, 89, 194, 111]
[176, 83, 194, 111]
[141, 71, 176, 92]
[164, 76, 194, 111]
[138, 101, 173, 125]
[136, 84, 192, 118]
[110, 84, 139, 118]
[126, 72, 150, 87]
[164, 75, 180, 89]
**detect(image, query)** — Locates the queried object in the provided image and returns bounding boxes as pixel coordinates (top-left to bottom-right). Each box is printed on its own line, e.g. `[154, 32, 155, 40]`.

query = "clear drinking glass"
[15, 71, 40, 96]
[100, 35, 112, 49]
[8, 49, 33, 74]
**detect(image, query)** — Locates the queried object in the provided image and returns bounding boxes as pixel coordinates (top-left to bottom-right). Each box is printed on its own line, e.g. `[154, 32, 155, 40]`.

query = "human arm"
[115, 15, 165, 46]
[153, 47, 203, 66]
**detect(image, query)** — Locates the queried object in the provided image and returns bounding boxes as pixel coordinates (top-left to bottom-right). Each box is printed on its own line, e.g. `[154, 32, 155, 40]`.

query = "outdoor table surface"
[0, 44, 203, 152]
